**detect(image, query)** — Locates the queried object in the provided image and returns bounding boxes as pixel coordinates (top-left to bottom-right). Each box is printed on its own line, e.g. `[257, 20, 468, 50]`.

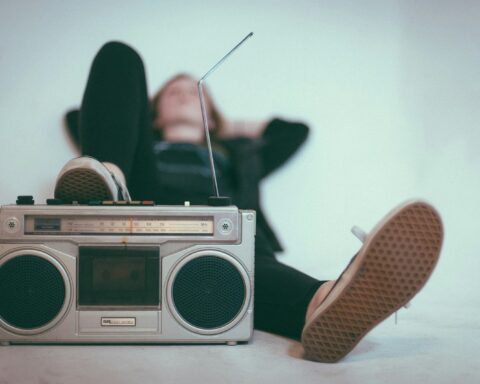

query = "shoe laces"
[109, 172, 131, 201]
[351, 225, 410, 325]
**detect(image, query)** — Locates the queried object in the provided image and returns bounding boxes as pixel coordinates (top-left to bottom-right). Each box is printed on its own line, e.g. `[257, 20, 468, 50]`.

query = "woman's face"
[156, 76, 207, 129]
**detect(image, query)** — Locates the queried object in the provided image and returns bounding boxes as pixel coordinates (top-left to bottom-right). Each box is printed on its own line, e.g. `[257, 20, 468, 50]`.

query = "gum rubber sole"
[301, 201, 443, 363]
[54, 169, 113, 203]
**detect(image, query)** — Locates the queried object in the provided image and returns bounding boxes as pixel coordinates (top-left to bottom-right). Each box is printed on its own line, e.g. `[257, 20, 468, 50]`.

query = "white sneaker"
[54, 156, 131, 203]
[301, 200, 444, 363]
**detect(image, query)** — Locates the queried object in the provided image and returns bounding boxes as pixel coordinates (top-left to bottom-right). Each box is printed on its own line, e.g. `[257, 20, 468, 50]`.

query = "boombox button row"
[46, 198, 63, 205]
[87, 200, 155, 206]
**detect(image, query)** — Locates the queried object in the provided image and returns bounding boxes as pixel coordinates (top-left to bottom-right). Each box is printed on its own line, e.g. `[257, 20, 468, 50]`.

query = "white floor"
[1, 298, 478, 384]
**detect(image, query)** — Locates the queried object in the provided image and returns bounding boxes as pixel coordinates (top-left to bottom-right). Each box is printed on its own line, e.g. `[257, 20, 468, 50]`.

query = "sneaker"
[54, 156, 131, 203]
[301, 200, 444, 363]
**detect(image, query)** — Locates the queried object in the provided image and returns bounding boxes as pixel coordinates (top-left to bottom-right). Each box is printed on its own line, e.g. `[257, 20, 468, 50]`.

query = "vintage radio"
[0, 202, 255, 345]
[0, 33, 256, 346]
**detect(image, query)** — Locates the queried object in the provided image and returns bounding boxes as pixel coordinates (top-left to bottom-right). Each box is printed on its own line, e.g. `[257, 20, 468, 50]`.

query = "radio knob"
[4, 217, 20, 233]
[218, 218, 233, 235]
[16, 195, 34, 205]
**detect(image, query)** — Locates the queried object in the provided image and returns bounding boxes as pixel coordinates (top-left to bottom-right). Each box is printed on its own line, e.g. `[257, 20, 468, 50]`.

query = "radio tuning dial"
[4, 217, 20, 233]
[218, 218, 233, 235]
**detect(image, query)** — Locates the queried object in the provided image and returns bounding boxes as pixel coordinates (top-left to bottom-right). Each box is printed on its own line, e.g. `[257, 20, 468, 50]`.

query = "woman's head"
[151, 73, 225, 142]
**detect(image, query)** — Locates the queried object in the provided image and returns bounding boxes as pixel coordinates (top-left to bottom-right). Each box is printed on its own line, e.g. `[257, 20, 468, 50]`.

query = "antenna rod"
[198, 32, 254, 198]
[198, 81, 220, 196]
[200, 32, 253, 83]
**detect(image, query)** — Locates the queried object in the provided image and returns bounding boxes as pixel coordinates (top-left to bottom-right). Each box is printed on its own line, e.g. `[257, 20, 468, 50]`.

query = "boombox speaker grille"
[172, 255, 246, 330]
[0, 255, 66, 329]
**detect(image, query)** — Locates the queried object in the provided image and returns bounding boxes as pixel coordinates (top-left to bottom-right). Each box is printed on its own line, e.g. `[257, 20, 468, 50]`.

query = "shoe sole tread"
[54, 169, 113, 203]
[302, 201, 443, 363]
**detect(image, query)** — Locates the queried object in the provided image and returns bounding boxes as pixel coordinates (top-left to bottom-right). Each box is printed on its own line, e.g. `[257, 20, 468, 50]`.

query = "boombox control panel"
[0, 199, 256, 345]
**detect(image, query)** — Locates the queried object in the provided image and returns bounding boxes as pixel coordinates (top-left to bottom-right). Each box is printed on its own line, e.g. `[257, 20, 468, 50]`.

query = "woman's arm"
[220, 120, 269, 139]
[221, 118, 310, 178]
[258, 118, 310, 178]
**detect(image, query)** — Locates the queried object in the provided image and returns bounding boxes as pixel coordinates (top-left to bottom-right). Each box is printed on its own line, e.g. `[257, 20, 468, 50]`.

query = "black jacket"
[65, 111, 309, 252]
[218, 119, 309, 252]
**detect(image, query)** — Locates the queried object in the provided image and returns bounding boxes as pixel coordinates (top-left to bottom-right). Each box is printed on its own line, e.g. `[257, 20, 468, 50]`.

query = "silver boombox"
[0, 203, 255, 345]
[0, 33, 257, 346]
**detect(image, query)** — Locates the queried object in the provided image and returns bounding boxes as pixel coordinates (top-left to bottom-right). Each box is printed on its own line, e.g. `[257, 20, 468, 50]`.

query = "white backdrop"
[0, 0, 479, 306]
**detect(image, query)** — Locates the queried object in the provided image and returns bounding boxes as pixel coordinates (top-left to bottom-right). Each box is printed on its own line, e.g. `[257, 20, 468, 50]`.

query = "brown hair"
[151, 73, 226, 140]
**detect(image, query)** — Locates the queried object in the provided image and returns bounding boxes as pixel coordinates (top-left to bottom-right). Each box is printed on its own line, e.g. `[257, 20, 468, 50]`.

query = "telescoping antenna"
[198, 32, 254, 206]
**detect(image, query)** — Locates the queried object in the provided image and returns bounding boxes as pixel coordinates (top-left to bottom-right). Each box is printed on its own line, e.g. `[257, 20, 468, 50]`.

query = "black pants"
[79, 41, 326, 340]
